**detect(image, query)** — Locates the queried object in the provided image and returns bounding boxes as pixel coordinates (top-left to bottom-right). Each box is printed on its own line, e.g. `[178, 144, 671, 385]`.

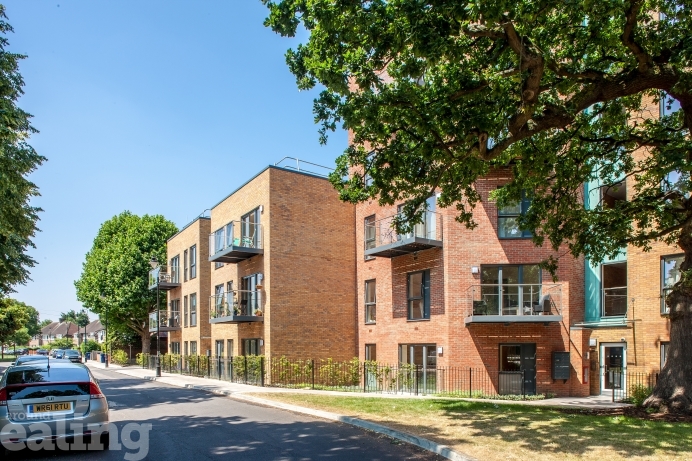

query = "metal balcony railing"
[364, 211, 443, 257]
[148, 265, 180, 289]
[603, 286, 628, 317]
[209, 290, 264, 321]
[209, 222, 263, 262]
[466, 284, 563, 322]
[149, 310, 181, 332]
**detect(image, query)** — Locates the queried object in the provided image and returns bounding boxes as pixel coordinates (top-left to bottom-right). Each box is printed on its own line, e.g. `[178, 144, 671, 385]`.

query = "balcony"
[149, 310, 181, 332]
[364, 211, 442, 258]
[209, 290, 264, 324]
[465, 284, 563, 325]
[148, 266, 181, 291]
[209, 221, 263, 263]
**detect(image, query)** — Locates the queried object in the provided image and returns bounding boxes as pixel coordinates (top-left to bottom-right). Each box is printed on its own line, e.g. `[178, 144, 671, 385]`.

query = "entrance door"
[600, 343, 626, 393]
[499, 343, 536, 395]
[399, 344, 437, 394]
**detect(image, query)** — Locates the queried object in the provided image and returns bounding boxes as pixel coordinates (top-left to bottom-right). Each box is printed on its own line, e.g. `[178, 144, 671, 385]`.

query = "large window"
[480, 265, 541, 315]
[602, 262, 627, 317]
[190, 293, 197, 326]
[243, 338, 260, 356]
[170, 299, 180, 327]
[661, 255, 684, 314]
[365, 344, 377, 361]
[170, 342, 180, 355]
[364, 215, 376, 260]
[190, 341, 197, 356]
[497, 191, 532, 238]
[170, 255, 180, 283]
[407, 270, 430, 320]
[365, 280, 376, 324]
[240, 274, 261, 315]
[183, 250, 188, 281]
[183, 296, 188, 328]
[189, 245, 197, 279]
[241, 208, 261, 248]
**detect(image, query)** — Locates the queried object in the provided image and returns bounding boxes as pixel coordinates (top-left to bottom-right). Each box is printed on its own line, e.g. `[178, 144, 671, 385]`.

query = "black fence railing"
[138, 354, 658, 401]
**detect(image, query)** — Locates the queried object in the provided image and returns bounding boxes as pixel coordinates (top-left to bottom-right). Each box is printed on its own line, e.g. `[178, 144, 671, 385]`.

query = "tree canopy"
[264, 1, 692, 412]
[74, 211, 177, 354]
[0, 297, 29, 349]
[0, 5, 45, 295]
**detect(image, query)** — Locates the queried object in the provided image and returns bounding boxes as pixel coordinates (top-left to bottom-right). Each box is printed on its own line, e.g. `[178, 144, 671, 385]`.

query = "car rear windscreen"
[6, 383, 90, 400]
[5, 367, 90, 386]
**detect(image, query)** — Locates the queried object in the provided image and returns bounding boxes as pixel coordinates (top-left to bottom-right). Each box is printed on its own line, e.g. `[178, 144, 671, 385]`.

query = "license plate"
[30, 402, 72, 414]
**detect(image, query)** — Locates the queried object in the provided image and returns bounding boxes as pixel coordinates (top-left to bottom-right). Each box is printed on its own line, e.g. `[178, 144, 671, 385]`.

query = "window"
[365, 344, 377, 361]
[241, 274, 261, 315]
[365, 280, 376, 323]
[243, 339, 260, 356]
[600, 181, 626, 209]
[215, 340, 224, 357]
[660, 342, 670, 369]
[190, 341, 197, 356]
[214, 284, 224, 311]
[498, 190, 532, 238]
[364, 215, 376, 260]
[184, 341, 188, 356]
[183, 296, 188, 327]
[479, 265, 541, 315]
[170, 255, 180, 283]
[184, 250, 188, 282]
[170, 342, 180, 355]
[241, 208, 261, 248]
[660, 91, 681, 118]
[170, 299, 180, 327]
[602, 262, 627, 317]
[399, 344, 437, 368]
[227, 339, 234, 358]
[661, 255, 684, 314]
[407, 270, 430, 320]
[213, 227, 224, 255]
[190, 245, 197, 279]
[500, 345, 522, 371]
[190, 293, 197, 326]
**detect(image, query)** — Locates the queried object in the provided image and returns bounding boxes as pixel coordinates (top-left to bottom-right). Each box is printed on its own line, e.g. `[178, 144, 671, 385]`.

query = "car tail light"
[0, 388, 6, 406]
[89, 382, 105, 399]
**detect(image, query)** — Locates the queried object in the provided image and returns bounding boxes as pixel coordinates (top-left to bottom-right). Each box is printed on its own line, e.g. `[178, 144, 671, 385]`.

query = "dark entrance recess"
[499, 343, 536, 395]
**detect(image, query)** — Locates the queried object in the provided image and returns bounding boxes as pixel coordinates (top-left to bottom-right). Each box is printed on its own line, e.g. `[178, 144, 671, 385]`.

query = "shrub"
[628, 384, 653, 407]
[111, 349, 129, 366]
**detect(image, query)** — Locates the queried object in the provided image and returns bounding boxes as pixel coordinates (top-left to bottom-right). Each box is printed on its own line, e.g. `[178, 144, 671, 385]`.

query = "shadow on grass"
[433, 399, 692, 458]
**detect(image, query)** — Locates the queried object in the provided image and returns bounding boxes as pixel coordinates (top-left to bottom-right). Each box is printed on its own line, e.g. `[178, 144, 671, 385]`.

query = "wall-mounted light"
[471, 266, 479, 274]
[259, 205, 264, 213]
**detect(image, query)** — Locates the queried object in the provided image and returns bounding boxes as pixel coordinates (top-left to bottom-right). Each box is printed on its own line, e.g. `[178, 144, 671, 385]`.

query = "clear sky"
[5, 1, 347, 323]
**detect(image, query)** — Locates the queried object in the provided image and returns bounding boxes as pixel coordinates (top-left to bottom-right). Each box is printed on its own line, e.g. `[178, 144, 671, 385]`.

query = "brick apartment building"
[149, 163, 356, 361]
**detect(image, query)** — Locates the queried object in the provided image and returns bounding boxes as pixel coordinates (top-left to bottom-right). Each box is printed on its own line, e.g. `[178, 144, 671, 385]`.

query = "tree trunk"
[645, 233, 692, 414]
[141, 332, 151, 355]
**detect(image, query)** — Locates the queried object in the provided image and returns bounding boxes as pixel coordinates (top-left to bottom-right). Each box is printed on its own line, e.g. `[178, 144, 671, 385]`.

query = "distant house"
[82, 320, 105, 344]
[37, 321, 79, 346]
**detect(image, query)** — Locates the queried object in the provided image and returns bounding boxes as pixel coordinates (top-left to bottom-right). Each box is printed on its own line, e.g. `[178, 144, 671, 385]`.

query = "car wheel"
[100, 433, 109, 450]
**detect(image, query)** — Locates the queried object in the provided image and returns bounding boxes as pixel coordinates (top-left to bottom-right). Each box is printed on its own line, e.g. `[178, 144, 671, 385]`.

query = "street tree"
[264, 0, 692, 412]
[0, 297, 29, 357]
[39, 318, 53, 328]
[74, 211, 177, 354]
[9, 327, 30, 350]
[0, 5, 45, 295]
[5, 299, 40, 336]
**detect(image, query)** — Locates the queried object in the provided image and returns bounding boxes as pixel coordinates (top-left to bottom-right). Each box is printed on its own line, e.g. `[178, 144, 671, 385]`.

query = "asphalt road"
[1, 365, 444, 460]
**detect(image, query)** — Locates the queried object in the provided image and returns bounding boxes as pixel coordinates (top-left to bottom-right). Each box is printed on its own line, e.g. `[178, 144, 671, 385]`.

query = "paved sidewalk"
[87, 362, 629, 409]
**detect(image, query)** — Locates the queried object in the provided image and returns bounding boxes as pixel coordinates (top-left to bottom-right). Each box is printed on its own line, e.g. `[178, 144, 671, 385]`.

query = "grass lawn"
[250, 393, 692, 461]
[0, 355, 20, 362]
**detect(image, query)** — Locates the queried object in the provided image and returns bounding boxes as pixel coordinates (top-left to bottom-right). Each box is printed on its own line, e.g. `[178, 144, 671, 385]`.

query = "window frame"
[365, 344, 377, 361]
[190, 293, 197, 326]
[497, 190, 532, 239]
[190, 341, 197, 355]
[189, 245, 197, 279]
[170, 255, 180, 283]
[660, 342, 670, 370]
[365, 279, 376, 324]
[364, 214, 376, 261]
[183, 250, 188, 282]
[407, 270, 430, 321]
[242, 338, 261, 356]
[183, 295, 188, 328]
[661, 254, 684, 314]
[241, 207, 261, 248]
[480, 264, 542, 315]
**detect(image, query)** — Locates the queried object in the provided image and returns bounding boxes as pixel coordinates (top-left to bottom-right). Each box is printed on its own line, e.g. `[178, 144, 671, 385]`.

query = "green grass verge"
[252, 393, 692, 461]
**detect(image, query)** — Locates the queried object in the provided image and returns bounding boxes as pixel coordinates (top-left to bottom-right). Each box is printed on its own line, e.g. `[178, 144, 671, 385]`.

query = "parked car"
[36, 349, 49, 356]
[63, 350, 82, 363]
[53, 350, 65, 359]
[0, 361, 109, 449]
[13, 356, 50, 366]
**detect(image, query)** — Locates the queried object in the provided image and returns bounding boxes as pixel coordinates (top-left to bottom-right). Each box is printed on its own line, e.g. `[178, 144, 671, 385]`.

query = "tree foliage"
[50, 337, 76, 350]
[264, 1, 692, 412]
[9, 327, 30, 347]
[74, 211, 177, 354]
[0, 5, 45, 295]
[0, 297, 29, 348]
[5, 299, 40, 336]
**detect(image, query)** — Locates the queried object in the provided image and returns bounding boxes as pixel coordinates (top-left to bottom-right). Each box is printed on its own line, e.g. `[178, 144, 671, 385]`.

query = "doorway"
[600, 342, 626, 394]
[499, 343, 537, 395]
[399, 344, 437, 394]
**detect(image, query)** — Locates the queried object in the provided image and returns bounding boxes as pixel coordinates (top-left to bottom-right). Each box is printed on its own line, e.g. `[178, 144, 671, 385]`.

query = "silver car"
[0, 361, 109, 451]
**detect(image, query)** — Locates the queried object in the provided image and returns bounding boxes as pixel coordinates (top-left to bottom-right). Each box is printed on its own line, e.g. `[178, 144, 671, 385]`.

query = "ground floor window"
[184, 341, 188, 356]
[398, 344, 436, 368]
[215, 340, 224, 357]
[499, 345, 522, 371]
[190, 341, 197, 355]
[661, 342, 670, 369]
[498, 343, 536, 395]
[243, 338, 261, 356]
[170, 342, 180, 354]
[227, 339, 234, 358]
[365, 344, 377, 361]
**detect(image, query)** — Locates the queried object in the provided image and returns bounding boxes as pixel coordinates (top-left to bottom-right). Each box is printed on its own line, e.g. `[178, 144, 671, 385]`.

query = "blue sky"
[6, 1, 347, 323]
